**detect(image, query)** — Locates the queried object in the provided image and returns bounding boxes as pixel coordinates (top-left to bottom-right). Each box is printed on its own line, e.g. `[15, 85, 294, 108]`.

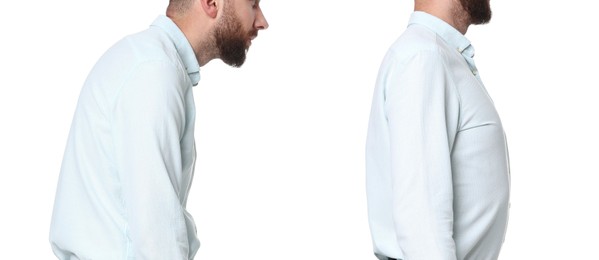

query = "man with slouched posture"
[365, 0, 509, 259]
[49, 0, 268, 258]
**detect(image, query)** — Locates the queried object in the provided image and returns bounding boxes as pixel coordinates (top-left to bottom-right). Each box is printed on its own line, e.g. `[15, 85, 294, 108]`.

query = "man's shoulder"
[113, 27, 176, 63]
[85, 27, 186, 93]
[88, 26, 185, 84]
[386, 24, 449, 61]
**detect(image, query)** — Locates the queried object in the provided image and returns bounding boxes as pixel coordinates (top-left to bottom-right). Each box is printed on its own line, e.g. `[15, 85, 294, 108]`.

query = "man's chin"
[217, 42, 248, 67]
[221, 55, 246, 68]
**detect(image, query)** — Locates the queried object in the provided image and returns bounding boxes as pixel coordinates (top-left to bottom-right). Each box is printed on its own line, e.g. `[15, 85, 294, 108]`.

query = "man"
[49, 0, 268, 259]
[365, 0, 509, 259]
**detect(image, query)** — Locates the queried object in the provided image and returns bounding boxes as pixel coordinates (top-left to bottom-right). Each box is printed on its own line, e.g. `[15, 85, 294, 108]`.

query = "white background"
[1, 0, 598, 259]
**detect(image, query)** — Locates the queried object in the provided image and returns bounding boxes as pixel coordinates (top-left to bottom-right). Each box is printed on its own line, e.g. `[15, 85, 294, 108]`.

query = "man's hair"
[167, 0, 195, 15]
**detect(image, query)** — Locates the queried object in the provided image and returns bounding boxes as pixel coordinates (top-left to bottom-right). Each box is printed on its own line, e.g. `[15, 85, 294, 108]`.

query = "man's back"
[366, 12, 510, 259]
[50, 16, 200, 259]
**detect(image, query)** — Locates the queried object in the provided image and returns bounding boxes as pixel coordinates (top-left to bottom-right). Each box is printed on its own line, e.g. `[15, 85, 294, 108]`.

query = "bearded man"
[49, 0, 268, 259]
[365, 0, 509, 259]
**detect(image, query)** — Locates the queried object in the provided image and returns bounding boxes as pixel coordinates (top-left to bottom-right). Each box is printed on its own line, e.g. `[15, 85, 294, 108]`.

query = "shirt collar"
[408, 11, 475, 59]
[150, 15, 201, 86]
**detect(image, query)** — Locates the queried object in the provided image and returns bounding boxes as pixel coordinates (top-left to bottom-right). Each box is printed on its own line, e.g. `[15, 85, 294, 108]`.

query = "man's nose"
[255, 7, 269, 30]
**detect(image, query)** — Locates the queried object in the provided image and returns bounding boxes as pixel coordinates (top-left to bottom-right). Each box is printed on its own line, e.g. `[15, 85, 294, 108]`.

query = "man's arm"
[112, 61, 191, 259]
[384, 51, 460, 259]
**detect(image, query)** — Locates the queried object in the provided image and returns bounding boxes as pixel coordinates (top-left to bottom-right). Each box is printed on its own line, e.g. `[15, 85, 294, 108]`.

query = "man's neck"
[414, 0, 470, 34]
[168, 11, 219, 67]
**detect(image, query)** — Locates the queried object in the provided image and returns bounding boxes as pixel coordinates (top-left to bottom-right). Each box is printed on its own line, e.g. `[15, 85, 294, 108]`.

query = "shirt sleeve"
[383, 51, 460, 259]
[112, 61, 191, 259]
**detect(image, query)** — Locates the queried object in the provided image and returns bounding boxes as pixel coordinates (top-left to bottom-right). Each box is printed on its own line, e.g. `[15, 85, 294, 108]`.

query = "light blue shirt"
[366, 12, 510, 260]
[50, 15, 200, 259]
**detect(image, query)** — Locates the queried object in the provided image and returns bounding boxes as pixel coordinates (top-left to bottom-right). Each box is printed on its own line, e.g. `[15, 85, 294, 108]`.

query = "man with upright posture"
[50, 0, 268, 258]
[366, 0, 510, 259]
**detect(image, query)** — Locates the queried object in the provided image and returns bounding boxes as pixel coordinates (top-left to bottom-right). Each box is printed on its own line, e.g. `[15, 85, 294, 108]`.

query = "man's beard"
[459, 0, 492, 25]
[213, 3, 257, 67]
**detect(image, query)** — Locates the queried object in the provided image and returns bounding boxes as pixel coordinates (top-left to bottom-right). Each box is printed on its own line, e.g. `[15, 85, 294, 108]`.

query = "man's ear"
[201, 0, 219, 18]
